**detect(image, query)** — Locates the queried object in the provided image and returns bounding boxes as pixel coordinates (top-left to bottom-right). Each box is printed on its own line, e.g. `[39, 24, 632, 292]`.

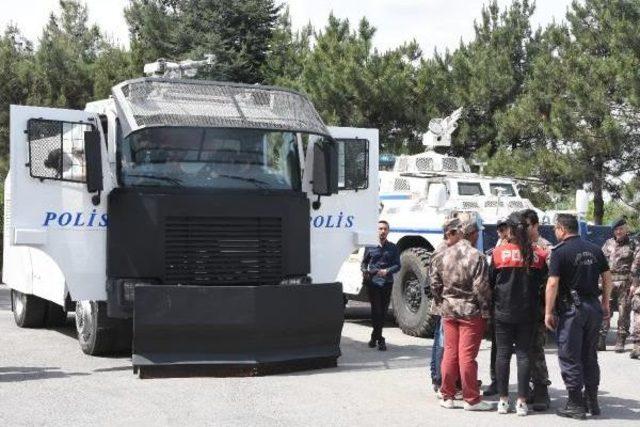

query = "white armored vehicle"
[3, 58, 379, 376]
[339, 108, 540, 337]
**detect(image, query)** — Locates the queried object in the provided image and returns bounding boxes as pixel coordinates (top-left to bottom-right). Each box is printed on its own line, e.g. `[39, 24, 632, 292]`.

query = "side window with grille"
[336, 138, 369, 190]
[28, 119, 93, 183]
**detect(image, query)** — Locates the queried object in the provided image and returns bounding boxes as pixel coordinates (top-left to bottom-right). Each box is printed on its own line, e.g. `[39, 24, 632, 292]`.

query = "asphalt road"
[1, 284, 639, 426]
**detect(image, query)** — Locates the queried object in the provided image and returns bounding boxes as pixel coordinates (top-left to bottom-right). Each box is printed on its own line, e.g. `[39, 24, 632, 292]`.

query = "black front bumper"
[132, 283, 344, 377]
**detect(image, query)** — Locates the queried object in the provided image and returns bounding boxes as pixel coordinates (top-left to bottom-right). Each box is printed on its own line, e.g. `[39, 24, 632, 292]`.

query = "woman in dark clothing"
[490, 212, 548, 416]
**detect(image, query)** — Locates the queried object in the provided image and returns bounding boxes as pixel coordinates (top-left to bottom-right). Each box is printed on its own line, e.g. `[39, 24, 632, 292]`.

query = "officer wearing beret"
[545, 214, 613, 419]
[598, 217, 640, 352]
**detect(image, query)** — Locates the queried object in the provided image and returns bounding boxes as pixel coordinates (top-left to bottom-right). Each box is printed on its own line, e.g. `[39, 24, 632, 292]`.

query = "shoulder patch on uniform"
[551, 241, 565, 251]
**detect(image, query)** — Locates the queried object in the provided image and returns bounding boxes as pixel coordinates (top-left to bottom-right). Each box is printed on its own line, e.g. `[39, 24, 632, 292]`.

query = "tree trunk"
[592, 158, 604, 225]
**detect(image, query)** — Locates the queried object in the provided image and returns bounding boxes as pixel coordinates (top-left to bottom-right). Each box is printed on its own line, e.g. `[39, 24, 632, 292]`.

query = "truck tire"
[45, 301, 68, 327]
[392, 248, 436, 337]
[75, 301, 132, 355]
[11, 289, 47, 328]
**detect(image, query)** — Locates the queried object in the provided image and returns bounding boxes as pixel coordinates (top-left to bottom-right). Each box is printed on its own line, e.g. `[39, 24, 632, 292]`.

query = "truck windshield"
[118, 127, 302, 190]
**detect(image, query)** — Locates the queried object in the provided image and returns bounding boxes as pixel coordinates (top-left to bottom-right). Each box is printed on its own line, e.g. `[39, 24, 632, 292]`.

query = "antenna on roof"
[143, 54, 216, 78]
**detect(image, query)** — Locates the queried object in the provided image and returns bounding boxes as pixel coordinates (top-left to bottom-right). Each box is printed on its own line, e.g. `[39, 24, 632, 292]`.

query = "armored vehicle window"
[458, 182, 484, 196]
[490, 183, 516, 197]
[118, 127, 302, 191]
[27, 119, 92, 183]
[336, 139, 369, 190]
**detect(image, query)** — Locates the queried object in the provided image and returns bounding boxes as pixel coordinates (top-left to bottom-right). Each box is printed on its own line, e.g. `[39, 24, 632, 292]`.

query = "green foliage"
[479, 0, 640, 224]
[417, 1, 540, 157]
[0, 26, 34, 159]
[263, 13, 422, 153]
[586, 201, 640, 230]
[125, 0, 281, 83]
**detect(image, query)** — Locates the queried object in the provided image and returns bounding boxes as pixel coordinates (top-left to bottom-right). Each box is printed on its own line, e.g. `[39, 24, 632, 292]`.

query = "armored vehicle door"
[3, 105, 109, 305]
[302, 127, 379, 285]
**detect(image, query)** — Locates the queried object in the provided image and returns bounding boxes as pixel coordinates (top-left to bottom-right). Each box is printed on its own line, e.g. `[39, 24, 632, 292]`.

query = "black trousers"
[557, 297, 602, 391]
[368, 284, 392, 340]
[495, 320, 535, 398]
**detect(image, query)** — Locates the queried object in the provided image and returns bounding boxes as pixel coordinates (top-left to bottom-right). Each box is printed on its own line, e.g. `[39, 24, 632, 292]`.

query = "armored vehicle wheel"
[76, 301, 132, 355]
[392, 248, 436, 337]
[11, 289, 47, 328]
[45, 301, 68, 327]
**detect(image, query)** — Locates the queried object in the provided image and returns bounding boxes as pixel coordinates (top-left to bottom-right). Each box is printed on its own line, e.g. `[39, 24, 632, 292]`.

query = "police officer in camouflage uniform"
[630, 281, 640, 359]
[431, 216, 493, 411]
[598, 218, 640, 352]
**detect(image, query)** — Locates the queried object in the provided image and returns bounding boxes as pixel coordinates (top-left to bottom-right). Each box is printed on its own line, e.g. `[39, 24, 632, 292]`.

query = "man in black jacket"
[361, 220, 401, 351]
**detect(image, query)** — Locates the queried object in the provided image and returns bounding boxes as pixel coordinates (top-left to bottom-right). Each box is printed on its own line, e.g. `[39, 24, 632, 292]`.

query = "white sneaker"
[464, 400, 494, 411]
[516, 401, 528, 416]
[440, 399, 455, 409]
[435, 390, 443, 400]
[497, 400, 510, 414]
[454, 390, 463, 400]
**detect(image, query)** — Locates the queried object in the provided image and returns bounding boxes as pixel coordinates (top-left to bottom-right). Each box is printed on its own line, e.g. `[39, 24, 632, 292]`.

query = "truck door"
[303, 127, 379, 285]
[3, 105, 108, 305]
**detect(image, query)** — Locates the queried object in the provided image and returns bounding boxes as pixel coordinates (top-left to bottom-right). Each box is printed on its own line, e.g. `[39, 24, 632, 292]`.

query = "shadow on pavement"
[93, 365, 133, 373]
[0, 366, 90, 383]
[539, 387, 640, 421]
[0, 286, 12, 311]
[284, 336, 430, 378]
[50, 321, 78, 340]
[590, 389, 640, 421]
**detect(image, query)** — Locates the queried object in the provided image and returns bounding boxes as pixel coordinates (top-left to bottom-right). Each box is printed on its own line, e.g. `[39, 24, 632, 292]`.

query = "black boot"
[584, 386, 600, 416]
[557, 389, 586, 420]
[368, 336, 377, 348]
[532, 384, 551, 411]
[377, 337, 387, 351]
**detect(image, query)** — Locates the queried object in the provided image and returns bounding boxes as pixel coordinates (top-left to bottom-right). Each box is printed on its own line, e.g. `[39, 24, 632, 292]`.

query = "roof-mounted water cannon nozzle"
[143, 54, 216, 78]
[422, 107, 463, 152]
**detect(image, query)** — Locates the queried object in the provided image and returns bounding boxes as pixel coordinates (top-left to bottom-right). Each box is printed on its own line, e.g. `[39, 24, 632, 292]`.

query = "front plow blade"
[132, 283, 344, 378]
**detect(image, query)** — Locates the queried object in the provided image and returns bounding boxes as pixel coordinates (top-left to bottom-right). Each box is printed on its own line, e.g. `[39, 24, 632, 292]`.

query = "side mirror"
[312, 141, 338, 196]
[84, 129, 103, 201]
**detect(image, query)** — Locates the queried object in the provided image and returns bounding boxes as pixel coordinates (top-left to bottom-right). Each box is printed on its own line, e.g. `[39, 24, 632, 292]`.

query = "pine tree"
[125, 0, 281, 83]
[494, 0, 640, 223]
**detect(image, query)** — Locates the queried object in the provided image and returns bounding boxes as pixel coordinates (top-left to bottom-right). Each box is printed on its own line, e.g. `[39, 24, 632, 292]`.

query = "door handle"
[14, 228, 47, 245]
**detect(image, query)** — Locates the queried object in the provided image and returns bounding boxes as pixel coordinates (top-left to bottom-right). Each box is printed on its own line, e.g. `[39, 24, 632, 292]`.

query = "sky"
[1, 0, 575, 55]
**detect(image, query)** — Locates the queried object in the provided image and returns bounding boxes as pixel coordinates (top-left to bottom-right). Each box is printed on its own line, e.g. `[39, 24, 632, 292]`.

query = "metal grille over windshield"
[113, 78, 329, 136]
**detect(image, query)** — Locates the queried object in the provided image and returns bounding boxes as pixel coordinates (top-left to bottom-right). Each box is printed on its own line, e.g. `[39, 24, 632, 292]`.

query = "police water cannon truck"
[338, 108, 549, 337]
[3, 57, 380, 377]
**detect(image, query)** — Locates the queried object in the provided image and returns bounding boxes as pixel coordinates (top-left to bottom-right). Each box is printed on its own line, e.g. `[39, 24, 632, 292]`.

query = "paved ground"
[0, 285, 639, 426]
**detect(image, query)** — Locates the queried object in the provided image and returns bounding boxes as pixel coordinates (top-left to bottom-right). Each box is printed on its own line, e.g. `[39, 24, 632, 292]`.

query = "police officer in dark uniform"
[545, 214, 613, 419]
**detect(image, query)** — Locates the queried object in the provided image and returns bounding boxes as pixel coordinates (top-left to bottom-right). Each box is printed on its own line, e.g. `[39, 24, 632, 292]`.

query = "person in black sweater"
[490, 212, 548, 416]
[361, 220, 401, 351]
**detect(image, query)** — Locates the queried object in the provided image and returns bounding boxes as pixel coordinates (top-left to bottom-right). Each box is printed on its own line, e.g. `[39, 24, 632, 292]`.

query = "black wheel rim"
[402, 271, 422, 313]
